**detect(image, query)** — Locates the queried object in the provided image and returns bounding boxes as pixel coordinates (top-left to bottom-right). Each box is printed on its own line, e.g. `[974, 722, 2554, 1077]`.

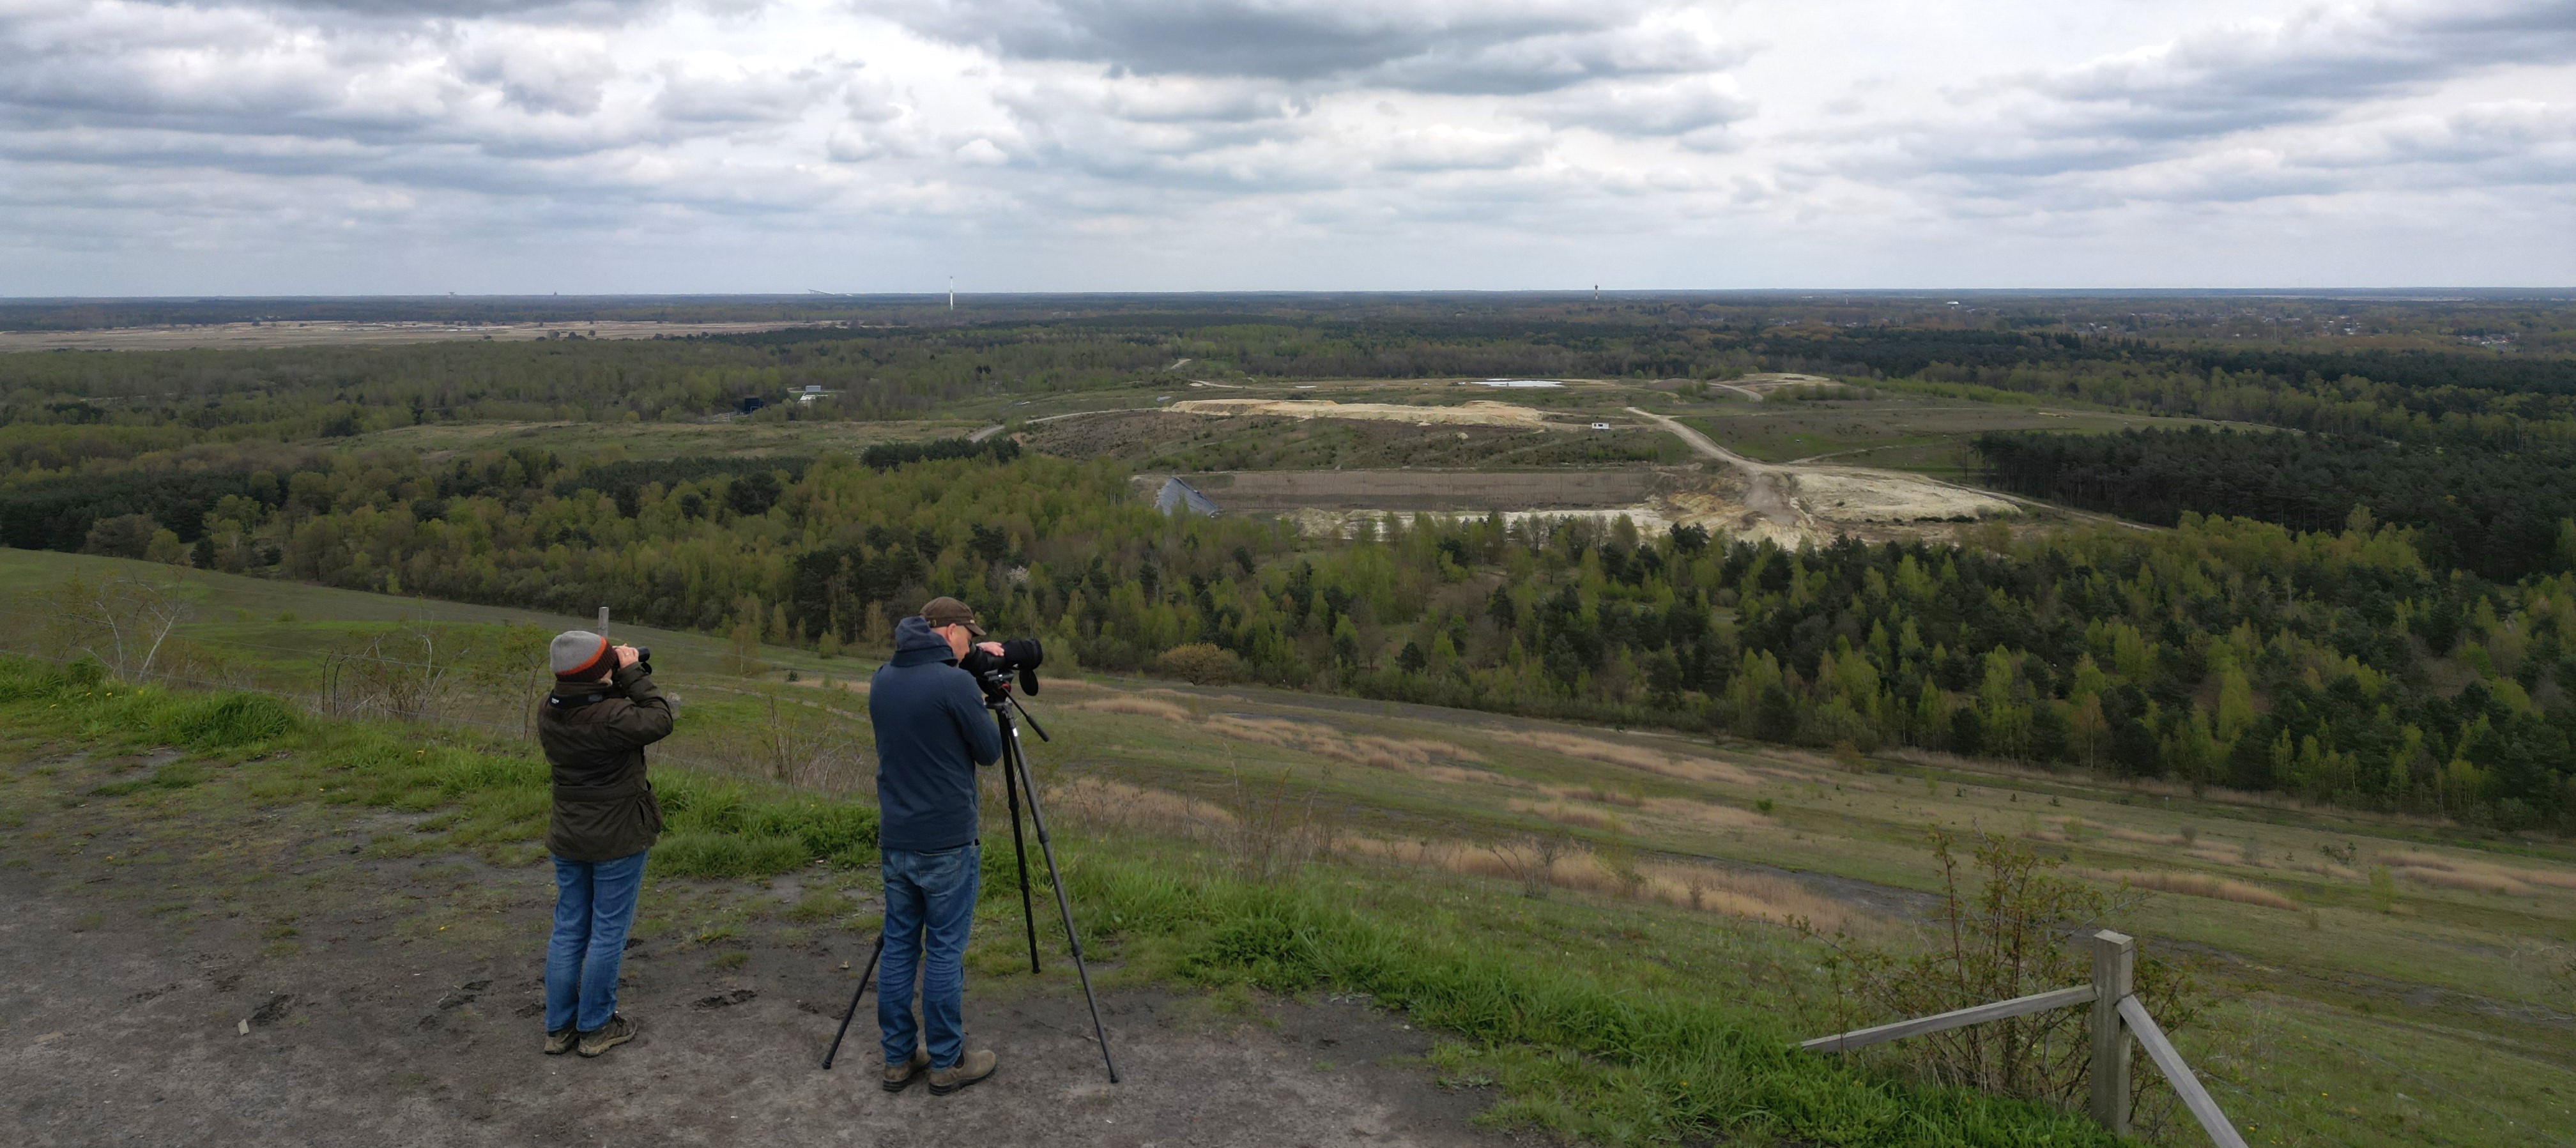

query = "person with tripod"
[868, 597, 1004, 1095]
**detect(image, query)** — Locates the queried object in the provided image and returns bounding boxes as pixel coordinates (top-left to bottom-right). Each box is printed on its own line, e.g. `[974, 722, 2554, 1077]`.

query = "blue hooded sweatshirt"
[870, 615, 1004, 853]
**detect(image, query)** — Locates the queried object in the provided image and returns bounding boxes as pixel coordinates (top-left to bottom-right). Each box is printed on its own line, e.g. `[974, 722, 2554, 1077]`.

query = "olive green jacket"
[537, 663, 672, 862]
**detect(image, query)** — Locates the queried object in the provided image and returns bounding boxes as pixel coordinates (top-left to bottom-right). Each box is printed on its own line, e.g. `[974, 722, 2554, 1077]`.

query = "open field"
[1031, 409, 1677, 471]
[1682, 397, 2220, 473]
[4, 547, 2572, 1145]
[0, 319, 828, 352]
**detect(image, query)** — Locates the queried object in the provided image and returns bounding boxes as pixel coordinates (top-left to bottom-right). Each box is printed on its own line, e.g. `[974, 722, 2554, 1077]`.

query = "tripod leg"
[1013, 750, 1121, 1083]
[820, 931, 887, 1070]
[1000, 726, 1041, 974]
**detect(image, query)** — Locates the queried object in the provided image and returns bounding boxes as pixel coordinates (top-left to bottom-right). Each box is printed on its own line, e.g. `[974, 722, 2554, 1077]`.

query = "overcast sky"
[3, 0, 2571, 295]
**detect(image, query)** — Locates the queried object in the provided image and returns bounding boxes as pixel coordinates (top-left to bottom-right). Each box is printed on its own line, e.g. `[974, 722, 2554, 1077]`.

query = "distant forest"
[1974, 428, 2576, 582]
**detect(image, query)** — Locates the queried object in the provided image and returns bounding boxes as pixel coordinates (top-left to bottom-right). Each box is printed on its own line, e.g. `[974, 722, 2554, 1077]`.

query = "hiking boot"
[926, 1048, 996, 1096]
[576, 1014, 638, 1058]
[882, 1047, 931, 1092]
[543, 1025, 578, 1056]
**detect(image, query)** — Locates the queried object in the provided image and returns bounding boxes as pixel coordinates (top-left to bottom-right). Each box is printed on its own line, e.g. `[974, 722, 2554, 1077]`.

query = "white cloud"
[0, 0, 2570, 292]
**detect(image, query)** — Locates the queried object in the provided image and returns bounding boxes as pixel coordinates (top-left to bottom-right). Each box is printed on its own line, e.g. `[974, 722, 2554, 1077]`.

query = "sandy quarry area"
[1146, 399, 2025, 547]
[1165, 399, 1558, 427]
[0, 319, 822, 352]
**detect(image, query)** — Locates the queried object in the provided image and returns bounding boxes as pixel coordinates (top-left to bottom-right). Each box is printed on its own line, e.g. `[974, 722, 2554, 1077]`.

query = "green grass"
[1677, 401, 2226, 470]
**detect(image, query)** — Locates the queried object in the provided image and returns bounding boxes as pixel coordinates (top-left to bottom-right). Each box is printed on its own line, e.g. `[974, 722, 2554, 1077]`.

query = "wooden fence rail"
[1798, 930, 2246, 1147]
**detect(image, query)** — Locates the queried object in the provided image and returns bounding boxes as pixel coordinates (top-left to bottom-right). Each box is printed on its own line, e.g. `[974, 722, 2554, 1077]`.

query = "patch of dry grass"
[2102, 825, 2189, 846]
[2382, 850, 2576, 893]
[1486, 729, 1758, 786]
[1071, 696, 1194, 721]
[1048, 777, 1234, 834]
[1639, 797, 1776, 830]
[2080, 868, 2299, 910]
[1508, 799, 1630, 833]
[1337, 834, 1852, 931]
[1416, 764, 1523, 787]
[1202, 714, 1480, 772]
[2389, 862, 2533, 896]
[1541, 783, 1644, 806]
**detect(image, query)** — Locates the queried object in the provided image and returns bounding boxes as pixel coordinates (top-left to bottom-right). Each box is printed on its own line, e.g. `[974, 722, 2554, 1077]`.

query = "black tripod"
[822, 690, 1119, 1083]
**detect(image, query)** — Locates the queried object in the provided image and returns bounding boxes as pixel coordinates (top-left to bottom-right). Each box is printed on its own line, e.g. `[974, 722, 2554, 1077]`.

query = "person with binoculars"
[534, 630, 670, 1059]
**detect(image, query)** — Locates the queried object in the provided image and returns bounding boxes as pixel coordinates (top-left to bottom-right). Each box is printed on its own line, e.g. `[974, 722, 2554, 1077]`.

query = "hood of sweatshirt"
[889, 615, 957, 668]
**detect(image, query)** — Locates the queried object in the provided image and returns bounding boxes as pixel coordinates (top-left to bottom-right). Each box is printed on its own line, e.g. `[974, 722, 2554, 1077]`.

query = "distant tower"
[1592, 284, 1599, 301]
[949, 277, 955, 311]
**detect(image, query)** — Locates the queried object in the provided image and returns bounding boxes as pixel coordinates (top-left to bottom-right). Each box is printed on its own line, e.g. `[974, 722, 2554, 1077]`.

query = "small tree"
[728, 616, 767, 677]
[1814, 832, 2201, 1130]
[36, 573, 190, 681]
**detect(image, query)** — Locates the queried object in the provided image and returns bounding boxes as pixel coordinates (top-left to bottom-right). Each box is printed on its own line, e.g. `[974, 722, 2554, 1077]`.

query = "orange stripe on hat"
[559, 634, 611, 679]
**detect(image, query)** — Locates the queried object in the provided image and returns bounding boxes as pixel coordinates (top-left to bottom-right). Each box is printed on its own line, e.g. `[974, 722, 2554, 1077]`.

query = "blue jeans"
[546, 850, 648, 1033]
[878, 844, 981, 1069]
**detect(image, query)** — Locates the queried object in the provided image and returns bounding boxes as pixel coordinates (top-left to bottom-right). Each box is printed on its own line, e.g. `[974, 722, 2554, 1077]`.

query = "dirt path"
[0, 753, 1515, 1148]
[1623, 407, 1807, 533]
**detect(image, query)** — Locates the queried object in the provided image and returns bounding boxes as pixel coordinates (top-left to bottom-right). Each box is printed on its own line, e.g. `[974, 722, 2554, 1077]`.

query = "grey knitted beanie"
[551, 630, 613, 679]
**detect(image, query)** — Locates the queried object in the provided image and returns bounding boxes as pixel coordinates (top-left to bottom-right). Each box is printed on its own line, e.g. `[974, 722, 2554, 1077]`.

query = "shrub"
[164, 693, 300, 748]
[1813, 833, 2203, 1130]
[0, 657, 104, 701]
[1156, 643, 1243, 684]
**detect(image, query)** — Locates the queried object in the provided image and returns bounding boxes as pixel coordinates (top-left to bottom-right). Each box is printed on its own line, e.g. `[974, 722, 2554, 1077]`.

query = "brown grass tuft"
[2382, 850, 2576, 892]
[1486, 729, 1758, 786]
[1508, 799, 1629, 833]
[1201, 715, 1479, 772]
[1639, 797, 1775, 830]
[1338, 834, 1850, 931]
[2391, 865, 2533, 896]
[2082, 868, 2298, 910]
[1541, 783, 1644, 806]
[1046, 777, 1235, 834]
[1416, 764, 1523, 788]
[2103, 826, 2189, 846]
[1070, 695, 1195, 721]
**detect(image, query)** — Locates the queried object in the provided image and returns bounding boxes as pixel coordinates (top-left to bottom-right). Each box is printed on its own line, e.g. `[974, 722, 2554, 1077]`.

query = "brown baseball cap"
[919, 596, 985, 637]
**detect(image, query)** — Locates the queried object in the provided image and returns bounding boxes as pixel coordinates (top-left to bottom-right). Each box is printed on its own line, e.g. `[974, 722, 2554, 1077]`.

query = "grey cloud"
[256, 0, 659, 19]
[452, 38, 618, 115]
[1990, 0, 2576, 163]
[1533, 76, 1752, 135]
[868, 0, 1731, 94]
[1848, 0, 2576, 204]
[652, 61, 848, 124]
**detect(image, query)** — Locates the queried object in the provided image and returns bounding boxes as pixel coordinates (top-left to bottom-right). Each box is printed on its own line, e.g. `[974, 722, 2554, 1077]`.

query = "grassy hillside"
[4, 546, 2571, 1144]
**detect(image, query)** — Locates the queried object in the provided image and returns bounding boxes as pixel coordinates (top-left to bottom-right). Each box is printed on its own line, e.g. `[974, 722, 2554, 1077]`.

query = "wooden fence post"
[2089, 930, 2136, 1135]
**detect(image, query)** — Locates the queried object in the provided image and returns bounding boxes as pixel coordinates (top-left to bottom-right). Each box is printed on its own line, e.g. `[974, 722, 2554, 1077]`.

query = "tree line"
[13, 445, 2570, 830]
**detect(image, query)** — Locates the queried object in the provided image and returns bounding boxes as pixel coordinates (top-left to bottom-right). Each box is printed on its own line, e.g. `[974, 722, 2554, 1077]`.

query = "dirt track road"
[1624, 407, 1807, 532]
[0, 749, 1512, 1148]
